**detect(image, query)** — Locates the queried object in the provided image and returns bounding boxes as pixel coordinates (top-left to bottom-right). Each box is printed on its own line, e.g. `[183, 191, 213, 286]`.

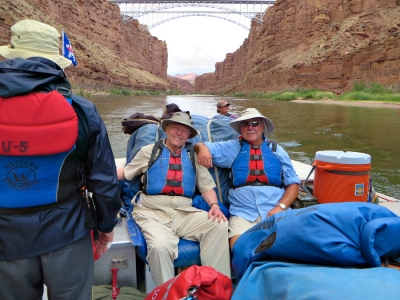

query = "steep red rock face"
[175, 73, 198, 83]
[168, 76, 195, 93]
[0, 0, 169, 91]
[195, 0, 400, 94]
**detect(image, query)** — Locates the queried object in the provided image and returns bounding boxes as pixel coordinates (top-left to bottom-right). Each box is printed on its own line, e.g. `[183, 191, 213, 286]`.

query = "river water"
[90, 95, 400, 199]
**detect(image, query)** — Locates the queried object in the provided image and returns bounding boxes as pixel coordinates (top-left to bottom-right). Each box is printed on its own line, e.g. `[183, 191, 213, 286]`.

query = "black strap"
[250, 154, 262, 160]
[235, 181, 281, 188]
[169, 164, 182, 171]
[302, 165, 316, 198]
[185, 142, 196, 170]
[249, 169, 265, 176]
[0, 195, 78, 215]
[148, 140, 164, 168]
[166, 180, 182, 187]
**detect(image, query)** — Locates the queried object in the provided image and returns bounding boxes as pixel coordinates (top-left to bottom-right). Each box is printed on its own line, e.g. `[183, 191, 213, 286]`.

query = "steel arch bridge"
[109, 0, 276, 31]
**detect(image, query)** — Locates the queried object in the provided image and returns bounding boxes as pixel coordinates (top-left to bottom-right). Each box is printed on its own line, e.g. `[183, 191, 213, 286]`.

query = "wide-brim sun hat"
[230, 108, 274, 136]
[0, 19, 72, 69]
[161, 112, 198, 139]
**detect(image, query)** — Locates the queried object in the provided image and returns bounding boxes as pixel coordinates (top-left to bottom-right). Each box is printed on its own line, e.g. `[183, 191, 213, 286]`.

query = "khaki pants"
[229, 215, 262, 238]
[134, 209, 231, 285]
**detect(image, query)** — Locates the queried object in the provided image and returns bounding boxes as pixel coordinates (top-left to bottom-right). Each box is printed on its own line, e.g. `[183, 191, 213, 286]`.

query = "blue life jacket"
[231, 139, 283, 188]
[144, 141, 196, 198]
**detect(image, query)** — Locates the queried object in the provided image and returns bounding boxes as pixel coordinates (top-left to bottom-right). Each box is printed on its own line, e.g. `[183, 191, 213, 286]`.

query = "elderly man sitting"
[195, 108, 300, 248]
[117, 112, 230, 285]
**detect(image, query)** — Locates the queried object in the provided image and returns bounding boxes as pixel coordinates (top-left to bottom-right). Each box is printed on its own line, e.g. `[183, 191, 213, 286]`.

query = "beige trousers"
[228, 215, 262, 238]
[133, 209, 231, 285]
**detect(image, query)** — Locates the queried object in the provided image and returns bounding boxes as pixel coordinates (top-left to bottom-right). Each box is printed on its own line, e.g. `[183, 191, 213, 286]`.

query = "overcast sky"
[149, 16, 249, 76]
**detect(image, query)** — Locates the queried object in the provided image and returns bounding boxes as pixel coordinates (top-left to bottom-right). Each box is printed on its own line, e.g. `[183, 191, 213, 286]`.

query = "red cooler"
[313, 150, 371, 203]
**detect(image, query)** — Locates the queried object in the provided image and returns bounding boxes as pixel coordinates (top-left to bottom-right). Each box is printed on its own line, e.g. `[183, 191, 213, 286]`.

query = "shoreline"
[291, 99, 400, 109]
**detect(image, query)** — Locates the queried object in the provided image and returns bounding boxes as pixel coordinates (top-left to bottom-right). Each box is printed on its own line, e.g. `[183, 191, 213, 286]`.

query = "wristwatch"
[278, 203, 287, 210]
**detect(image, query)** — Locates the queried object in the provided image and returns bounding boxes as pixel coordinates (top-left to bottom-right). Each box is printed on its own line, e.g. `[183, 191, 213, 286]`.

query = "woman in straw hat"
[195, 108, 300, 248]
[117, 111, 231, 285]
[0, 20, 121, 299]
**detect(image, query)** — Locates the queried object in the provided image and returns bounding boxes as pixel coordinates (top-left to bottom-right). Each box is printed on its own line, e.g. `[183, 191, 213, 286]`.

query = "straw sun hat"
[161, 112, 198, 139]
[0, 19, 72, 69]
[230, 108, 275, 137]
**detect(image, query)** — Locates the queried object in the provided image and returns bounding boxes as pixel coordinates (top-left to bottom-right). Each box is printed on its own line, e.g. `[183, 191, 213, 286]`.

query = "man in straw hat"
[195, 108, 300, 248]
[216, 99, 238, 119]
[0, 20, 121, 299]
[117, 111, 230, 285]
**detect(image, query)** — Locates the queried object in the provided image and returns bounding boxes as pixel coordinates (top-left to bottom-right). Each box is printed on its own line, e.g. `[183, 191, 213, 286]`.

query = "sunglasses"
[239, 121, 263, 128]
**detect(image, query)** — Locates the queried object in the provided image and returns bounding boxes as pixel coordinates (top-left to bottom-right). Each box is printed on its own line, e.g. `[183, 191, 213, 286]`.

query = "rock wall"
[196, 0, 400, 94]
[0, 0, 169, 91]
[168, 76, 195, 93]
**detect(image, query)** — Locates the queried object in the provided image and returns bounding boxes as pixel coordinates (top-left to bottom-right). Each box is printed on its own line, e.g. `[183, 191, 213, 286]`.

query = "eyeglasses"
[239, 121, 263, 128]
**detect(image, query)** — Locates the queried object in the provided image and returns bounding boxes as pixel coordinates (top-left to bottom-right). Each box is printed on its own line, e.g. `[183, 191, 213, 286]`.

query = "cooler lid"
[315, 150, 371, 164]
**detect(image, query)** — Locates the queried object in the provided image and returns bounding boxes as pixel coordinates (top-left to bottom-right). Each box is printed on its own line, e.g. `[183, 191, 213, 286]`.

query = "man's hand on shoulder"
[194, 143, 213, 168]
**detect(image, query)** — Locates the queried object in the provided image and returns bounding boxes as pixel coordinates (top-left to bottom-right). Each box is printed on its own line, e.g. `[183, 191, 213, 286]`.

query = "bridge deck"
[110, 0, 275, 4]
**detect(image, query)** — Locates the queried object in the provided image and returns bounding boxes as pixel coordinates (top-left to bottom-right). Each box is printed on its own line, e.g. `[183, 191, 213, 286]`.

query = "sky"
[149, 16, 250, 76]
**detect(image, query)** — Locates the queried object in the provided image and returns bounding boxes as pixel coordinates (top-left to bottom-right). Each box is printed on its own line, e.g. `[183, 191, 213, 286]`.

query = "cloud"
[150, 16, 249, 76]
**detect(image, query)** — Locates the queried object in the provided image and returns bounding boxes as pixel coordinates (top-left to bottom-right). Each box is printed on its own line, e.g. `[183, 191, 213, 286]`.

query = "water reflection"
[91, 95, 400, 199]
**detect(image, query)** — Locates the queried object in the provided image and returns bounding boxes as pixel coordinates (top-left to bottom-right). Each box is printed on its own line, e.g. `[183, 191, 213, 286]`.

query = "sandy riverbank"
[291, 99, 400, 109]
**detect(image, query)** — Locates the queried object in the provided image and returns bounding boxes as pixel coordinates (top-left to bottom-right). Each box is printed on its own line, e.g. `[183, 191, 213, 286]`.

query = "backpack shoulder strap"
[148, 140, 164, 168]
[267, 139, 277, 152]
[185, 142, 196, 170]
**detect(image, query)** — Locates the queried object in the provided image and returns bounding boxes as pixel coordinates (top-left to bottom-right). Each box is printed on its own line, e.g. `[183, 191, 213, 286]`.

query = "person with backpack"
[194, 108, 300, 248]
[117, 111, 230, 286]
[0, 20, 121, 299]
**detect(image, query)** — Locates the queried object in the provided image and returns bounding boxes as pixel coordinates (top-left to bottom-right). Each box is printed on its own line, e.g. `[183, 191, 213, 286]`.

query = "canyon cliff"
[168, 76, 195, 93]
[0, 0, 170, 91]
[196, 0, 400, 94]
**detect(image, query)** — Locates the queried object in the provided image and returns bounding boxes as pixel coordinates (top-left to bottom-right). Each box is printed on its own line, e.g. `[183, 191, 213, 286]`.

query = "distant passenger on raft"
[117, 111, 231, 285]
[194, 108, 300, 248]
[216, 99, 238, 119]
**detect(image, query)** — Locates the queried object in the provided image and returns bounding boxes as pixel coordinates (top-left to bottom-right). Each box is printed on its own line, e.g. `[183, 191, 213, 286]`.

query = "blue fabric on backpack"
[0, 147, 74, 208]
[232, 261, 400, 300]
[232, 202, 400, 280]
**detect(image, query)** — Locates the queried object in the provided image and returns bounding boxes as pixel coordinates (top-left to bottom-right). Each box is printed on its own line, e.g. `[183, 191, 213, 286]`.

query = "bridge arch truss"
[110, 0, 275, 31]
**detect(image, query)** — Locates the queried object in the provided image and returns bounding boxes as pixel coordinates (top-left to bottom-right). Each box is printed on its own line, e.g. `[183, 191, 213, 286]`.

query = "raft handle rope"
[206, 119, 223, 203]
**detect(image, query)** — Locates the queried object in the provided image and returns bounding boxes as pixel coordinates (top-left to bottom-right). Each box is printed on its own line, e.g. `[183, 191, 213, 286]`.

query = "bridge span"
[109, 0, 276, 30]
